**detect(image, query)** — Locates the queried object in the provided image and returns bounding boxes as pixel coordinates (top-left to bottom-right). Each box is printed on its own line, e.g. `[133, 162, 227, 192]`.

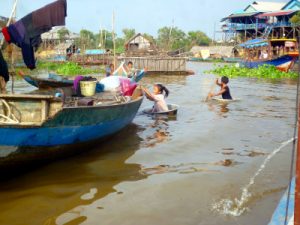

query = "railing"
[222, 21, 294, 32]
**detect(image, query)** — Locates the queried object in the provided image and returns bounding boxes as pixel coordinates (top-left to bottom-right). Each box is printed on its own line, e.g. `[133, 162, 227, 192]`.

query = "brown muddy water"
[0, 62, 297, 225]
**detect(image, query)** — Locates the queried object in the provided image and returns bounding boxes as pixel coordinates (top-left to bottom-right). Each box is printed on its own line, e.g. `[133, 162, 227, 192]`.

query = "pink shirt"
[152, 94, 168, 112]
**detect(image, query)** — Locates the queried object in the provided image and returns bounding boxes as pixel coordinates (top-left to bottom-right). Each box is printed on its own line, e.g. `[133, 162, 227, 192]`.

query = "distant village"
[1, 0, 300, 62]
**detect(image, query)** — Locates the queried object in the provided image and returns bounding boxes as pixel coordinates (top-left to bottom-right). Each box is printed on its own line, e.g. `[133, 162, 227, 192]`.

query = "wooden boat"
[239, 38, 299, 72]
[0, 90, 143, 168]
[22, 74, 73, 89]
[223, 57, 242, 63]
[22, 70, 146, 89]
[143, 104, 178, 116]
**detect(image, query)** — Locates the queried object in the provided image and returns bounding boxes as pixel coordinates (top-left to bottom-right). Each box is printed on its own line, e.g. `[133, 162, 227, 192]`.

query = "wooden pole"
[0, 0, 18, 49]
[295, 104, 300, 225]
[295, 35, 300, 225]
[11, 0, 17, 94]
[112, 11, 116, 69]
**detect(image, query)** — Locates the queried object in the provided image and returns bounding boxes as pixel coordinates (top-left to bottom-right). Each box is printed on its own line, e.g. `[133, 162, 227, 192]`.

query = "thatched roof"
[41, 26, 79, 40]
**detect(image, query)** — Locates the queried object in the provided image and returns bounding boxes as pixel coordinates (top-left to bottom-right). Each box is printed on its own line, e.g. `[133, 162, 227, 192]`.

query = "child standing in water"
[142, 84, 169, 112]
[209, 76, 232, 99]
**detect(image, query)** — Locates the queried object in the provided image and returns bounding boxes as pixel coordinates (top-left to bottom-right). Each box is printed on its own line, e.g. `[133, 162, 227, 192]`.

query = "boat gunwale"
[0, 96, 143, 128]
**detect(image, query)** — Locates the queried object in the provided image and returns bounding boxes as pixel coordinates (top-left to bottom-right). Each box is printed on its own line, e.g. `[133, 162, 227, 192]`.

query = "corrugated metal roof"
[222, 11, 260, 21]
[256, 10, 296, 18]
[228, 12, 260, 18]
[245, 1, 286, 12]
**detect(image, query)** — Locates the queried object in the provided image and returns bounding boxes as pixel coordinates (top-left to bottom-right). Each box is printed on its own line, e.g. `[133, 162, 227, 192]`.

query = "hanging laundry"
[0, 50, 9, 82]
[2, 0, 67, 69]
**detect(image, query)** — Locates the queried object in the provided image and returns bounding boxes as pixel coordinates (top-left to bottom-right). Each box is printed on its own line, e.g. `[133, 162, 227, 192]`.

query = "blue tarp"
[239, 38, 268, 48]
[85, 49, 106, 55]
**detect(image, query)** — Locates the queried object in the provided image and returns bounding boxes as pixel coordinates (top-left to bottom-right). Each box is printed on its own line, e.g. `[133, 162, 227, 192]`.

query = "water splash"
[212, 138, 294, 217]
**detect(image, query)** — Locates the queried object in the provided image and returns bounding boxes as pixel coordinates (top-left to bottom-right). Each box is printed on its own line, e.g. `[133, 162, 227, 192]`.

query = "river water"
[0, 62, 297, 225]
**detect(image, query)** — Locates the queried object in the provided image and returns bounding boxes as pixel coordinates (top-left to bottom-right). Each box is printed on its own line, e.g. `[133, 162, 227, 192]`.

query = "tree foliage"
[187, 31, 211, 46]
[157, 26, 211, 51]
[57, 27, 69, 40]
[290, 11, 300, 25]
[76, 26, 211, 53]
[80, 29, 96, 49]
[122, 28, 136, 42]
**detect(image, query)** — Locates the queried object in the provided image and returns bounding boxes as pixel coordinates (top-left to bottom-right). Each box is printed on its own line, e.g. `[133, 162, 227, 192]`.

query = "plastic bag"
[100, 76, 121, 91]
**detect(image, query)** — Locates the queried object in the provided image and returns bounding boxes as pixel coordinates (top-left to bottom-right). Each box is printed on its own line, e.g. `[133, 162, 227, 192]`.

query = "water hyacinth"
[56, 62, 99, 75]
[206, 64, 298, 80]
[37, 61, 101, 76]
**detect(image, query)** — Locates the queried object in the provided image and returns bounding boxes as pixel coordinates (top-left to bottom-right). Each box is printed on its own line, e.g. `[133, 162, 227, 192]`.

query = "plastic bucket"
[80, 81, 97, 97]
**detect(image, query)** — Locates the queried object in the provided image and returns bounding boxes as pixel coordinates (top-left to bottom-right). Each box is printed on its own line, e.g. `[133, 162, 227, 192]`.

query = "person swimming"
[208, 76, 232, 100]
[142, 83, 169, 112]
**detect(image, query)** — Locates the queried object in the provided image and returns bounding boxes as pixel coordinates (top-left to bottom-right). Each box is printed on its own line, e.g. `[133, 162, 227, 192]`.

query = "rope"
[284, 56, 300, 225]
[0, 99, 19, 124]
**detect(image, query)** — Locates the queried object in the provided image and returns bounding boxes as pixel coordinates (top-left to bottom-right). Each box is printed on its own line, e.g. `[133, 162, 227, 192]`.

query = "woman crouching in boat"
[142, 84, 169, 113]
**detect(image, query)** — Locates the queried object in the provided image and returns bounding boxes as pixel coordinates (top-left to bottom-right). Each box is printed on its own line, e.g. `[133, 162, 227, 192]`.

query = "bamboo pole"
[0, 0, 18, 49]
[112, 11, 116, 69]
[10, 0, 18, 94]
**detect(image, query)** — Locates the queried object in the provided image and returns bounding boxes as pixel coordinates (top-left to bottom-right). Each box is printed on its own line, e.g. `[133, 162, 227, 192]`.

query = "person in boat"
[125, 61, 137, 78]
[105, 63, 114, 77]
[0, 50, 9, 94]
[142, 84, 169, 113]
[208, 76, 232, 100]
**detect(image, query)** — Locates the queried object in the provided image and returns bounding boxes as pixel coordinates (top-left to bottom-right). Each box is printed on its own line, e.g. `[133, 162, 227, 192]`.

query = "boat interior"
[0, 87, 143, 127]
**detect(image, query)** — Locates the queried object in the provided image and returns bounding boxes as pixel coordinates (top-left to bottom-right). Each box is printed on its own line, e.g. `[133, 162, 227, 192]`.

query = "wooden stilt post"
[295, 96, 300, 225]
[295, 35, 300, 225]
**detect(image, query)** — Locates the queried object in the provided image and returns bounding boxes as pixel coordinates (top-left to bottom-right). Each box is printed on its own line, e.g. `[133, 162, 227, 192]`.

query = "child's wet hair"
[221, 76, 229, 84]
[155, 83, 169, 98]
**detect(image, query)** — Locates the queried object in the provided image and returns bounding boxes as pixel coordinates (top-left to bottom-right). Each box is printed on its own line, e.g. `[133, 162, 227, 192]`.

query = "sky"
[0, 0, 289, 39]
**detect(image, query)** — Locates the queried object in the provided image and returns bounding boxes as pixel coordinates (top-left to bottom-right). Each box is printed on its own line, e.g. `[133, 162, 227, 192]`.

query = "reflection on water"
[141, 117, 172, 148]
[0, 124, 148, 225]
[207, 101, 230, 117]
[0, 62, 297, 225]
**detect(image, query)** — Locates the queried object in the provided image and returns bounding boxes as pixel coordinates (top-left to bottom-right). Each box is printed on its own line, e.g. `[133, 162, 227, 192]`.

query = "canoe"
[0, 91, 143, 168]
[143, 104, 178, 116]
[23, 74, 73, 88]
[23, 70, 146, 89]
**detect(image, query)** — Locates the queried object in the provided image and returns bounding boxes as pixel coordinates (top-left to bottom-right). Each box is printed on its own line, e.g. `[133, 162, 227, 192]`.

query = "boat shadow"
[0, 123, 149, 224]
[0, 123, 147, 180]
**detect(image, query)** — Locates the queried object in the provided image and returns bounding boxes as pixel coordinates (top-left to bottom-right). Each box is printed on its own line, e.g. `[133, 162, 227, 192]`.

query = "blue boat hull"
[240, 55, 294, 69]
[0, 97, 143, 167]
[268, 178, 295, 225]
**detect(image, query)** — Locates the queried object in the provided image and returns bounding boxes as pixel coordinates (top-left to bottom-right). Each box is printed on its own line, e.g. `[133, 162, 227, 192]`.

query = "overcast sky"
[0, 0, 289, 39]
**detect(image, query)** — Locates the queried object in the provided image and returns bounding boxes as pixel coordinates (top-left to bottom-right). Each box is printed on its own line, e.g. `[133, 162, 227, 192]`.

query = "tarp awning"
[239, 38, 268, 48]
[221, 12, 261, 21]
[85, 49, 106, 55]
[256, 10, 296, 18]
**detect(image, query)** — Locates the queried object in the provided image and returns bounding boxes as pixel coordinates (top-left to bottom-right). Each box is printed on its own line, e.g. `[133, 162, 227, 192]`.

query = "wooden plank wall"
[118, 57, 187, 72]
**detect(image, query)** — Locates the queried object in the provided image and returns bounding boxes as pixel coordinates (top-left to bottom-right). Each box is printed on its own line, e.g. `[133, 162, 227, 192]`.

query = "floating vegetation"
[37, 62, 101, 76]
[206, 64, 298, 80]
